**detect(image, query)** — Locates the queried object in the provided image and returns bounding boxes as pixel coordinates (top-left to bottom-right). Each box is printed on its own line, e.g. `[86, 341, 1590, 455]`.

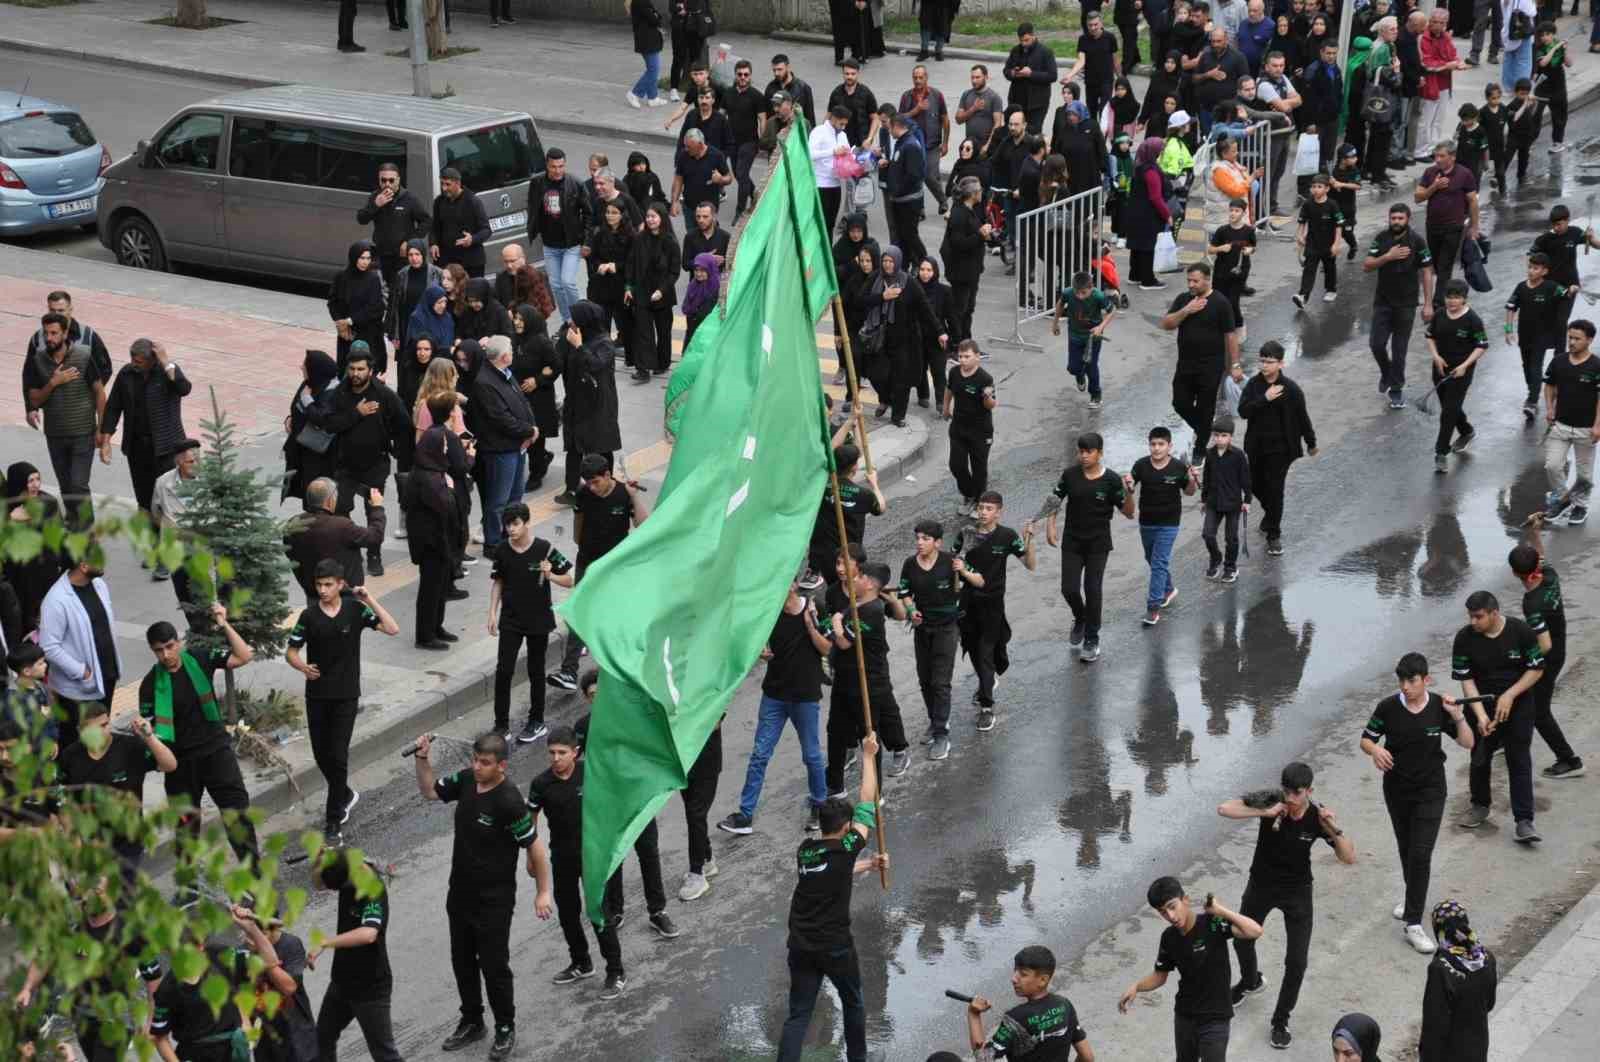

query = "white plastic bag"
[1292, 132, 1321, 176]
[1155, 230, 1181, 273]
[851, 177, 876, 208]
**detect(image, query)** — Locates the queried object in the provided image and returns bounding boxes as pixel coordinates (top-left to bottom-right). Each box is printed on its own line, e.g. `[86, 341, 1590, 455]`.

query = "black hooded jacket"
[328, 241, 388, 333]
[940, 199, 987, 286]
[457, 278, 516, 342]
[560, 302, 623, 454]
[832, 212, 881, 279]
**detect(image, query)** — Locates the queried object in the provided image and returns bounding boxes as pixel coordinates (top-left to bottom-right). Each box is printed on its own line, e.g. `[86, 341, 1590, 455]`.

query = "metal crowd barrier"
[989, 184, 1105, 350]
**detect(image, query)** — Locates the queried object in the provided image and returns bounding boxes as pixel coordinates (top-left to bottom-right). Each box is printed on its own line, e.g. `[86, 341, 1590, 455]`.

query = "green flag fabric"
[562, 121, 840, 922]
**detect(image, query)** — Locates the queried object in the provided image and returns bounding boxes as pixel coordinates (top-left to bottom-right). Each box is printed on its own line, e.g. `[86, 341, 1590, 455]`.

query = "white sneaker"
[678, 871, 710, 901]
[625, 91, 642, 109]
[646, 96, 669, 108]
[1392, 901, 1405, 920]
[1403, 923, 1436, 954]
[669, 88, 681, 102]
[1322, 291, 1338, 303]
[703, 857, 719, 880]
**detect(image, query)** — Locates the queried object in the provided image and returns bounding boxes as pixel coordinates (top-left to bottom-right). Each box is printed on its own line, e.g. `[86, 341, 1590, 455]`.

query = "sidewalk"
[1488, 873, 1600, 1061]
[0, 241, 927, 826]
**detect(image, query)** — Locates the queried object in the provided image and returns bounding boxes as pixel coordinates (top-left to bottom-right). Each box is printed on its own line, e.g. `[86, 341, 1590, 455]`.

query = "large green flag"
[562, 121, 839, 921]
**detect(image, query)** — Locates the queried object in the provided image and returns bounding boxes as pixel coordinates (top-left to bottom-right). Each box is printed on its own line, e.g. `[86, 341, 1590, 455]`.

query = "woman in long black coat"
[940, 177, 988, 344]
[913, 256, 954, 409]
[584, 201, 636, 362]
[559, 301, 623, 502]
[839, 245, 888, 409]
[4, 461, 69, 632]
[512, 303, 563, 492]
[405, 426, 461, 648]
[457, 278, 515, 343]
[855, 244, 939, 427]
[328, 239, 389, 374]
[1124, 137, 1174, 289]
[282, 349, 342, 503]
[624, 203, 681, 381]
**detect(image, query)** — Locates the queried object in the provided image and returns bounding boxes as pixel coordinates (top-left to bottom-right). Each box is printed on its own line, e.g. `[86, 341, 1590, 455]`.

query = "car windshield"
[438, 120, 540, 194]
[0, 112, 96, 158]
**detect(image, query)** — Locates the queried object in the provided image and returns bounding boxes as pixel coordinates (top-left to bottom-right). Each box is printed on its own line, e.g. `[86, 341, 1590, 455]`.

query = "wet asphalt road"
[261, 113, 1600, 1060]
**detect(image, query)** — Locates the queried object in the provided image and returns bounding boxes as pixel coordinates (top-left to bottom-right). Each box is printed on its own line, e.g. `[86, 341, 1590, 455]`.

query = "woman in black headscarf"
[625, 202, 681, 382]
[624, 150, 668, 208]
[1330, 1012, 1382, 1061]
[1140, 51, 1185, 128]
[585, 198, 636, 363]
[839, 244, 889, 409]
[404, 426, 460, 649]
[1420, 899, 1496, 1062]
[512, 303, 562, 492]
[4, 461, 69, 631]
[283, 350, 341, 503]
[328, 239, 389, 374]
[558, 301, 622, 503]
[386, 237, 443, 351]
[913, 256, 954, 410]
[856, 244, 937, 427]
[457, 278, 515, 343]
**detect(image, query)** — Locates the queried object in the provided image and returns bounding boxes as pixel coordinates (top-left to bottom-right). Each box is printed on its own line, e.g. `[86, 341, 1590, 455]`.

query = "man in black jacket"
[99, 338, 191, 531]
[1300, 40, 1344, 178]
[682, 201, 730, 277]
[765, 55, 817, 130]
[1394, 12, 1428, 166]
[1003, 22, 1059, 133]
[527, 148, 592, 326]
[316, 346, 410, 578]
[284, 477, 388, 601]
[431, 167, 491, 277]
[1238, 342, 1317, 558]
[473, 336, 540, 551]
[885, 113, 929, 266]
[357, 163, 431, 280]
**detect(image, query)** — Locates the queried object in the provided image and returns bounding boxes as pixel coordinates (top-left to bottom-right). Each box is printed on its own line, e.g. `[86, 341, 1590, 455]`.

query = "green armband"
[853, 801, 877, 828]
[1505, 324, 1514, 334]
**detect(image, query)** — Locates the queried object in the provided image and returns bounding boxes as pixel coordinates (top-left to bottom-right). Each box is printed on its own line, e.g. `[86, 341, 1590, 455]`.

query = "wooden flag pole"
[830, 294, 876, 479]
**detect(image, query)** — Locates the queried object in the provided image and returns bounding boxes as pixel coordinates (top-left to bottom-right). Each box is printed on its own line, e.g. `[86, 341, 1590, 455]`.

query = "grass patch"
[883, 7, 1151, 63]
[385, 45, 480, 60]
[143, 15, 245, 29]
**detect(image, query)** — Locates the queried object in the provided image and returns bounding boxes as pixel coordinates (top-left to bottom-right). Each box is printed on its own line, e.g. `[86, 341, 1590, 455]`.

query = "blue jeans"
[739, 695, 827, 818]
[1140, 523, 1180, 611]
[544, 243, 583, 324]
[632, 50, 661, 99]
[1501, 43, 1533, 91]
[479, 449, 525, 547]
[1067, 332, 1103, 398]
[776, 945, 867, 1062]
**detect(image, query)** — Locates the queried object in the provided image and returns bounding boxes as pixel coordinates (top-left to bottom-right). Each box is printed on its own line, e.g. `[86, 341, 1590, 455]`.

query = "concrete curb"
[0, 35, 681, 150]
[769, 29, 1009, 64]
[1487, 873, 1600, 1061]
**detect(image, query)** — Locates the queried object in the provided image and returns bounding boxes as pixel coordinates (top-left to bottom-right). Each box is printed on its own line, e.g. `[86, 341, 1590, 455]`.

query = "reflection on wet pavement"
[1199, 593, 1316, 737]
[1126, 653, 1197, 795]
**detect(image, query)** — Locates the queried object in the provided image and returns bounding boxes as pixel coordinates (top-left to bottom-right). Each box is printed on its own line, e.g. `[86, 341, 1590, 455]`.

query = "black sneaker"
[805, 805, 821, 832]
[718, 811, 754, 835]
[341, 788, 360, 825]
[1451, 429, 1476, 453]
[1291, 293, 1307, 309]
[442, 1019, 486, 1051]
[649, 911, 680, 938]
[518, 720, 548, 744]
[1206, 562, 1222, 580]
[553, 491, 577, 507]
[1231, 973, 1266, 1006]
[1068, 621, 1086, 648]
[976, 708, 996, 731]
[1270, 1023, 1292, 1050]
[546, 669, 578, 691]
[552, 963, 595, 985]
[489, 1025, 516, 1060]
[445, 586, 471, 601]
[600, 974, 627, 1000]
[1221, 568, 1239, 583]
[1266, 538, 1284, 557]
[1569, 504, 1589, 525]
[1542, 758, 1586, 779]
[367, 555, 384, 577]
[1076, 374, 1088, 393]
[1138, 280, 1168, 291]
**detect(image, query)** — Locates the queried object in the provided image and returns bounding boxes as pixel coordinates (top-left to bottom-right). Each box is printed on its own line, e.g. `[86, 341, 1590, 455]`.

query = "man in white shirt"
[810, 104, 854, 236]
[151, 437, 202, 621]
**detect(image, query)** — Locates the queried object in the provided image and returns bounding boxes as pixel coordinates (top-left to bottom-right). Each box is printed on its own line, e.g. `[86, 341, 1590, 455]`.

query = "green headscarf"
[1340, 36, 1374, 139]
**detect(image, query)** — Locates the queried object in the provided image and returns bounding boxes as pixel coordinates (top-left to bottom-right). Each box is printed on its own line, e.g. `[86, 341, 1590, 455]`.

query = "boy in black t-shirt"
[1453, 589, 1546, 841]
[1454, 103, 1489, 181]
[893, 520, 962, 758]
[286, 558, 400, 841]
[1292, 173, 1346, 307]
[825, 563, 909, 788]
[956, 491, 1037, 729]
[807, 443, 887, 587]
[1480, 83, 1509, 190]
[1427, 280, 1489, 473]
[312, 849, 402, 1062]
[551, 454, 648, 689]
[151, 939, 251, 1062]
[58, 699, 176, 880]
[1534, 23, 1571, 150]
[1507, 78, 1544, 183]
[944, 340, 998, 509]
[1509, 528, 1584, 779]
[1329, 146, 1362, 260]
[1125, 425, 1198, 627]
[1218, 761, 1356, 1050]
[966, 944, 1093, 1061]
[777, 732, 886, 1062]
[489, 503, 574, 742]
[1505, 253, 1570, 415]
[1046, 432, 1133, 663]
[1199, 417, 1250, 581]
[1206, 199, 1256, 335]
[1119, 875, 1264, 1061]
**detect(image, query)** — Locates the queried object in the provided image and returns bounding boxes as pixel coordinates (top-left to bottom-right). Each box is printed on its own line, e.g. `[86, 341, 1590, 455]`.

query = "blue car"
[0, 97, 111, 237]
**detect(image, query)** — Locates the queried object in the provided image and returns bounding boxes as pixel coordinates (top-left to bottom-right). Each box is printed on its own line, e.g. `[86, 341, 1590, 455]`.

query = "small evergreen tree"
[177, 388, 294, 721]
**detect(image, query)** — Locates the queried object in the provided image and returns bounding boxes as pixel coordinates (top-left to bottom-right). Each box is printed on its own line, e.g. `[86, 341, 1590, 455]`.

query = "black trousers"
[734, 140, 760, 215]
[446, 892, 515, 1026]
[1533, 661, 1577, 763]
[963, 595, 1009, 706]
[1130, 247, 1157, 285]
[914, 340, 947, 405]
[560, 562, 590, 675]
[165, 743, 260, 867]
[494, 626, 549, 729]
[669, 28, 707, 93]
[317, 981, 401, 1062]
[1250, 451, 1293, 540]
[1383, 785, 1445, 926]
[1171, 365, 1222, 449]
[1433, 373, 1474, 455]
[1548, 93, 1569, 144]
[948, 426, 991, 500]
[383, 0, 407, 28]
[552, 854, 624, 977]
[1366, 123, 1393, 184]
[338, 0, 358, 46]
[1233, 876, 1314, 1026]
[778, 945, 867, 1062]
[1214, 276, 1246, 329]
[1297, 251, 1337, 297]
[1519, 339, 1555, 401]
[1173, 1015, 1231, 1062]
[307, 697, 358, 828]
[820, 186, 843, 237]
[127, 448, 174, 517]
[1060, 546, 1109, 639]
[335, 471, 386, 562]
[825, 686, 906, 793]
[1023, 106, 1047, 135]
[1202, 507, 1240, 569]
[681, 726, 721, 873]
[887, 340, 917, 422]
[416, 550, 450, 641]
[1116, 18, 1141, 68]
[1426, 226, 1465, 306]
[913, 623, 958, 736]
[603, 818, 668, 919]
[1370, 301, 1417, 394]
[948, 280, 977, 342]
[632, 301, 674, 373]
[889, 201, 927, 266]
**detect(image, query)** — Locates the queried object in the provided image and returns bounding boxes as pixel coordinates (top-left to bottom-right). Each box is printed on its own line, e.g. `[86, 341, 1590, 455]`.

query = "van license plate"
[48, 197, 96, 219]
[489, 210, 527, 233]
